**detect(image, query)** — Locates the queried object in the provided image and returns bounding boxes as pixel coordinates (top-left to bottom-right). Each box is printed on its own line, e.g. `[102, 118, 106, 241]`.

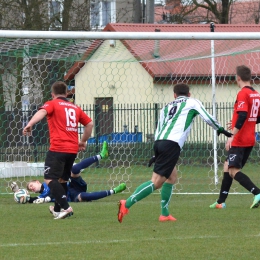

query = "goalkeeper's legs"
[79, 191, 113, 202]
[71, 141, 108, 177]
[71, 157, 99, 176]
[77, 183, 126, 202]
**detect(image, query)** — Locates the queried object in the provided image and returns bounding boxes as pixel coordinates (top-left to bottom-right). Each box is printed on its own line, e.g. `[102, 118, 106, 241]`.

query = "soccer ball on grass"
[14, 189, 30, 204]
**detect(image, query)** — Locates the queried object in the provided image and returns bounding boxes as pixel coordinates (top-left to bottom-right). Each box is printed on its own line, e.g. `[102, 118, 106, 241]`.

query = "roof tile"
[65, 23, 260, 81]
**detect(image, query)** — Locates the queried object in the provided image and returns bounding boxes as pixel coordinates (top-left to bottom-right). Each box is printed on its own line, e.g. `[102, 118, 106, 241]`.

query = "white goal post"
[1, 30, 260, 40]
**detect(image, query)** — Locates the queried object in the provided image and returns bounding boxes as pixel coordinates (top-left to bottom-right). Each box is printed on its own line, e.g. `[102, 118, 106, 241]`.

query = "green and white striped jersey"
[154, 96, 221, 148]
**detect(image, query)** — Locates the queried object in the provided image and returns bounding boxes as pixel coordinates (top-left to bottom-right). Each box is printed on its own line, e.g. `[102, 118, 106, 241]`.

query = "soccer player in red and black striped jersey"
[210, 65, 260, 209]
[23, 81, 93, 219]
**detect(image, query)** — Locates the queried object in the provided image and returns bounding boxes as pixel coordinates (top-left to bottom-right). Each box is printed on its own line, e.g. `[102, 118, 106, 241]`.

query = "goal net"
[0, 30, 260, 194]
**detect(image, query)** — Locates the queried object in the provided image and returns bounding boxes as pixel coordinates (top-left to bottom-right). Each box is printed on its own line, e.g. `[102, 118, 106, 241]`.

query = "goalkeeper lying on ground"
[11, 141, 126, 204]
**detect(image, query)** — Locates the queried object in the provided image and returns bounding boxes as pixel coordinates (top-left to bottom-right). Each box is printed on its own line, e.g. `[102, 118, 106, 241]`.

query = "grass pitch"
[1, 192, 260, 260]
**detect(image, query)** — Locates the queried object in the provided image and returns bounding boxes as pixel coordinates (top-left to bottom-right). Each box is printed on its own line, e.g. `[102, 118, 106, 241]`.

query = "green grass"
[1, 162, 260, 259]
[1, 193, 260, 260]
[79, 162, 260, 194]
[1, 162, 260, 194]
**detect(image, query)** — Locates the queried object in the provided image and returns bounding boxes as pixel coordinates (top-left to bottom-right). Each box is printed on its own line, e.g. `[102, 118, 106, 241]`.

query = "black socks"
[217, 172, 233, 204]
[234, 171, 260, 195]
[48, 180, 70, 210]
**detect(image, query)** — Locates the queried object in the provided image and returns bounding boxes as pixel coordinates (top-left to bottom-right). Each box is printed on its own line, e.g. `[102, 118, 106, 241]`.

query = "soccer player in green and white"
[117, 83, 232, 223]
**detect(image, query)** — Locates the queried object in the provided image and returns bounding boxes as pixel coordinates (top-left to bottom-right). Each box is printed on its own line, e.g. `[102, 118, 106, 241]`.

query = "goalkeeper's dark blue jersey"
[29, 182, 55, 203]
[38, 183, 51, 199]
[37, 177, 87, 202]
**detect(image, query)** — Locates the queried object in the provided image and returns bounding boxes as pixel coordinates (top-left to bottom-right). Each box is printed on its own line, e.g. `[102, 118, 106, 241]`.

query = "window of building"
[49, 0, 63, 29]
[91, 0, 116, 29]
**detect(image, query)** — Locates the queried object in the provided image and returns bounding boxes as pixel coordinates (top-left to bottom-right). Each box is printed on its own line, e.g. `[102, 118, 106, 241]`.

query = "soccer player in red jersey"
[23, 81, 93, 219]
[210, 65, 260, 209]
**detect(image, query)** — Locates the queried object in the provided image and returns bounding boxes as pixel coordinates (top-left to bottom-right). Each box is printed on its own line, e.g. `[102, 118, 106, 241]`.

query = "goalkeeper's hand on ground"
[217, 127, 233, 137]
[10, 181, 19, 192]
[148, 156, 156, 167]
[33, 196, 51, 204]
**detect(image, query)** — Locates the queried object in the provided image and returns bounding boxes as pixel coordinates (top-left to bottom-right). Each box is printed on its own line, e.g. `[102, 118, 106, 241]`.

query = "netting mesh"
[0, 35, 260, 194]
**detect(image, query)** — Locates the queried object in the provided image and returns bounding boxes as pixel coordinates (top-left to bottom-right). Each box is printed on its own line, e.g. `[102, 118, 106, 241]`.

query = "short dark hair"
[51, 81, 67, 95]
[236, 65, 251, 82]
[173, 83, 190, 96]
[27, 180, 37, 190]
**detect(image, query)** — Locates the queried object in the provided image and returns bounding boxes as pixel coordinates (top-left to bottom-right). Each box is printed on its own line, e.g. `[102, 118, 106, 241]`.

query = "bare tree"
[0, 0, 50, 30]
[133, 0, 142, 23]
[192, 0, 233, 24]
[69, 0, 91, 30]
[254, 2, 260, 24]
[0, 0, 88, 30]
[158, 0, 260, 24]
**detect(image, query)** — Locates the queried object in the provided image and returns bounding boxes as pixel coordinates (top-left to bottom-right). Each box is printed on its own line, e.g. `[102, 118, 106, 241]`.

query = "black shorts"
[44, 151, 77, 181]
[153, 140, 180, 179]
[68, 176, 87, 202]
[228, 146, 253, 169]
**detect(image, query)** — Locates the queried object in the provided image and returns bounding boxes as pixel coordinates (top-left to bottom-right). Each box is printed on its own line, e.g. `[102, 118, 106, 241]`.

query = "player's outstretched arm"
[194, 100, 233, 137]
[217, 127, 233, 137]
[23, 109, 47, 136]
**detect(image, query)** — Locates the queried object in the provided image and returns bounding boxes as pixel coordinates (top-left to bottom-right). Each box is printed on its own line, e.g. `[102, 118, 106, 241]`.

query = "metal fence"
[0, 102, 236, 162]
[81, 102, 235, 144]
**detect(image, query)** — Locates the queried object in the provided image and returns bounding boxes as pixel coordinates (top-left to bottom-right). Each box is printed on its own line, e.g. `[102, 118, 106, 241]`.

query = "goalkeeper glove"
[148, 156, 156, 167]
[44, 196, 51, 202]
[217, 127, 233, 138]
[33, 198, 44, 204]
[11, 181, 19, 192]
[33, 196, 51, 204]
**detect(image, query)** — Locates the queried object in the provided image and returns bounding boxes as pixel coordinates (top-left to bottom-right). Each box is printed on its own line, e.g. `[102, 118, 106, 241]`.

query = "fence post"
[154, 103, 159, 131]
[94, 104, 100, 168]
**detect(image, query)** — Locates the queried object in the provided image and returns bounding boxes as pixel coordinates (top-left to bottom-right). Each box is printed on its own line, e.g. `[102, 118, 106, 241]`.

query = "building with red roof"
[65, 23, 260, 136]
[65, 23, 260, 86]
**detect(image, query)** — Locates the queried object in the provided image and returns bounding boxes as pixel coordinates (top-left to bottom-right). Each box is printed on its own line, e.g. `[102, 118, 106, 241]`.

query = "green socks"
[160, 182, 174, 216]
[125, 181, 174, 214]
[126, 180, 155, 208]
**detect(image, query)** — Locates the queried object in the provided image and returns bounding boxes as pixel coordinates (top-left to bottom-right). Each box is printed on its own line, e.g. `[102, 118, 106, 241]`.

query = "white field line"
[1, 234, 260, 247]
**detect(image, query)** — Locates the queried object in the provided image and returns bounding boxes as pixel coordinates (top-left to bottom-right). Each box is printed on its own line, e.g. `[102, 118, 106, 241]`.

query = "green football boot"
[100, 141, 109, 159]
[209, 201, 226, 209]
[113, 183, 126, 194]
